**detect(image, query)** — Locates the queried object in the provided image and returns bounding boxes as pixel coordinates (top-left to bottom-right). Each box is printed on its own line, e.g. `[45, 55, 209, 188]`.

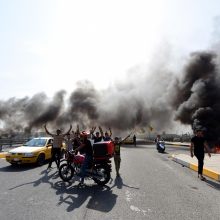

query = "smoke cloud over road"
[0, 69, 176, 135]
[173, 51, 220, 143]
[1, 49, 220, 143]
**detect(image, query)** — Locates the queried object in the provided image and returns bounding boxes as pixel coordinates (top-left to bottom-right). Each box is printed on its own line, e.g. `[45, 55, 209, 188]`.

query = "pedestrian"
[44, 124, 72, 169]
[190, 128, 211, 181]
[75, 131, 93, 185]
[65, 133, 74, 152]
[103, 127, 112, 141]
[72, 131, 81, 150]
[90, 126, 103, 143]
[133, 134, 136, 147]
[72, 124, 81, 150]
[113, 134, 131, 177]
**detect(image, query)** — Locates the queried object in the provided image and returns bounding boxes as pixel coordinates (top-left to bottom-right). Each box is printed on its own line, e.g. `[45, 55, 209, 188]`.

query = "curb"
[166, 142, 190, 147]
[172, 155, 220, 182]
[0, 152, 7, 159]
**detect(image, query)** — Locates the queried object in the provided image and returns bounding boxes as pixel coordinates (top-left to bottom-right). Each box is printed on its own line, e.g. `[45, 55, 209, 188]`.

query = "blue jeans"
[80, 155, 93, 183]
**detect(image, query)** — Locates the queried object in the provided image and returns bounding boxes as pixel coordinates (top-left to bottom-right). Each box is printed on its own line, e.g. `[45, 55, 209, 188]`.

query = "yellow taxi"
[5, 137, 65, 166]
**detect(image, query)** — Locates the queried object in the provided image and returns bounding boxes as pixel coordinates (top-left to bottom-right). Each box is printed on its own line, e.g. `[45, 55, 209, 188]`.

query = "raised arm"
[63, 124, 72, 136]
[90, 126, 96, 138]
[109, 127, 112, 137]
[76, 124, 80, 135]
[44, 124, 54, 136]
[99, 126, 104, 137]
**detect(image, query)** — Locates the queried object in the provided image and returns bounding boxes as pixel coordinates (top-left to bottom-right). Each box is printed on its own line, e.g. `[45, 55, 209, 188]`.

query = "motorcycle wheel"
[93, 164, 111, 186]
[59, 163, 75, 182]
[159, 148, 165, 153]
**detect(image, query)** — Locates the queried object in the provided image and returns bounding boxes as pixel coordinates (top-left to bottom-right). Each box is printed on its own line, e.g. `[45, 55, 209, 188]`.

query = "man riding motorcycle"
[75, 131, 93, 185]
[155, 134, 165, 153]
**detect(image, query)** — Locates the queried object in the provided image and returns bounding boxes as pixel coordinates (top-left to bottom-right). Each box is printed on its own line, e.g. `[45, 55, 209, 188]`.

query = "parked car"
[5, 137, 66, 166]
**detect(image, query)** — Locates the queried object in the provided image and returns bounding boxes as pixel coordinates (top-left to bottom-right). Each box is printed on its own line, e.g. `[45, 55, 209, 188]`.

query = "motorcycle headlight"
[24, 153, 34, 157]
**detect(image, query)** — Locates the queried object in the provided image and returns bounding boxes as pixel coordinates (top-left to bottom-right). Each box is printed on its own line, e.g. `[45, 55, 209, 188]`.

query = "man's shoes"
[116, 173, 120, 177]
[200, 175, 206, 181]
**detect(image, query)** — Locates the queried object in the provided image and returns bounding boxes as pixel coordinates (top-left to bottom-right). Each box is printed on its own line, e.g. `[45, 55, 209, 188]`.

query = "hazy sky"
[1, 0, 220, 100]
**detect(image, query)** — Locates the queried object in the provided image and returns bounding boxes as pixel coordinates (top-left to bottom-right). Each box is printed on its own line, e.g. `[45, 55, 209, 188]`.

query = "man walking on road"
[190, 128, 211, 181]
[44, 124, 72, 169]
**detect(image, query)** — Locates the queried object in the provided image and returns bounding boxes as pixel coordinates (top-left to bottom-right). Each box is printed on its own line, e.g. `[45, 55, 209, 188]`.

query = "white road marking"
[126, 190, 152, 216]
[125, 190, 132, 202]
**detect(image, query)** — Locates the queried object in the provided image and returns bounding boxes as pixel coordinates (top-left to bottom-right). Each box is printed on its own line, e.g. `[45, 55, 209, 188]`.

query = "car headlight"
[24, 153, 34, 157]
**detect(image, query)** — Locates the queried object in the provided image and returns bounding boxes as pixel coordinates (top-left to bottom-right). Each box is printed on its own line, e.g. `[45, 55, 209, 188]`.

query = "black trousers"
[48, 148, 61, 168]
[195, 153, 204, 175]
[114, 155, 121, 174]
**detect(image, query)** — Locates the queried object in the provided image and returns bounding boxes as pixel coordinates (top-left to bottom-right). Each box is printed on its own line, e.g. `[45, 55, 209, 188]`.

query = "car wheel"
[37, 154, 45, 166]
[10, 163, 17, 167]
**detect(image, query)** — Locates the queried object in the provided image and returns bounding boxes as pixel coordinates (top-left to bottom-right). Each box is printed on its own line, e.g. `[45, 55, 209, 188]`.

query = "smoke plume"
[1, 48, 220, 145]
[173, 52, 220, 144]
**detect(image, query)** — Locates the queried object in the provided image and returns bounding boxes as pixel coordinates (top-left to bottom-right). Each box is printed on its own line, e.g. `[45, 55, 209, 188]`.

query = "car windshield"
[23, 139, 47, 147]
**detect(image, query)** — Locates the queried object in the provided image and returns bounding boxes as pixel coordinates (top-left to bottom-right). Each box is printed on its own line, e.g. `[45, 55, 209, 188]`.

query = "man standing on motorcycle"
[44, 124, 72, 169]
[113, 134, 131, 177]
[75, 131, 93, 185]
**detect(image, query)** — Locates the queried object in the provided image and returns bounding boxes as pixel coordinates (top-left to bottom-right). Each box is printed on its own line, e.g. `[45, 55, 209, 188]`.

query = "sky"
[0, 0, 220, 100]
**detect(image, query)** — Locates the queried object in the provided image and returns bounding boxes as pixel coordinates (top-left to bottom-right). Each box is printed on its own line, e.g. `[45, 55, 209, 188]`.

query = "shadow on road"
[55, 182, 117, 212]
[205, 179, 220, 190]
[0, 164, 37, 172]
[110, 176, 139, 190]
[8, 168, 60, 190]
[8, 168, 118, 213]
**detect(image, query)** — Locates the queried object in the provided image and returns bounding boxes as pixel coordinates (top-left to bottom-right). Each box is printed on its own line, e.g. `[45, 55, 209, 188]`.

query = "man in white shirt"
[44, 124, 72, 169]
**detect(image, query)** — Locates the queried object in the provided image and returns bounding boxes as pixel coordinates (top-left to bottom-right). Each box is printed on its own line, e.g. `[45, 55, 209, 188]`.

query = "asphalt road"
[0, 144, 220, 220]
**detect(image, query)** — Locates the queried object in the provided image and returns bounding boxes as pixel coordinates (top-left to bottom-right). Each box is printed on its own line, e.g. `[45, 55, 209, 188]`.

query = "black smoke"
[173, 52, 220, 144]
[1, 50, 220, 143]
[0, 72, 175, 136]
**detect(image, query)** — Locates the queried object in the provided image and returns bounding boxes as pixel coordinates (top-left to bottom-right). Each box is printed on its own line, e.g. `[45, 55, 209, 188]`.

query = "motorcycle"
[59, 150, 112, 186]
[156, 141, 166, 153]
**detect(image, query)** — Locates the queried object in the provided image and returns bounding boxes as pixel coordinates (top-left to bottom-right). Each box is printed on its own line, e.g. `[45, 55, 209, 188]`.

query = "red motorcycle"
[59, 141, 114, 186]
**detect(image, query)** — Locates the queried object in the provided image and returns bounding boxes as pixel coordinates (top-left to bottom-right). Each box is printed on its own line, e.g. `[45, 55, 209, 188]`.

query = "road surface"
[0, 143, 219, 220]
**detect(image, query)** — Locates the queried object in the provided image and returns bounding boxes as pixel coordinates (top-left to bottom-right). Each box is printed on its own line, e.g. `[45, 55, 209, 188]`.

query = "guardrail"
[0, 138, 29, 151]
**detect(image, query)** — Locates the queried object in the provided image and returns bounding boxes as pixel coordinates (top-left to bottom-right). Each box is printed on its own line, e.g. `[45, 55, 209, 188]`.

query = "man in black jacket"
[190, 129, 211, 181]
[75, 131, 93, 185]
